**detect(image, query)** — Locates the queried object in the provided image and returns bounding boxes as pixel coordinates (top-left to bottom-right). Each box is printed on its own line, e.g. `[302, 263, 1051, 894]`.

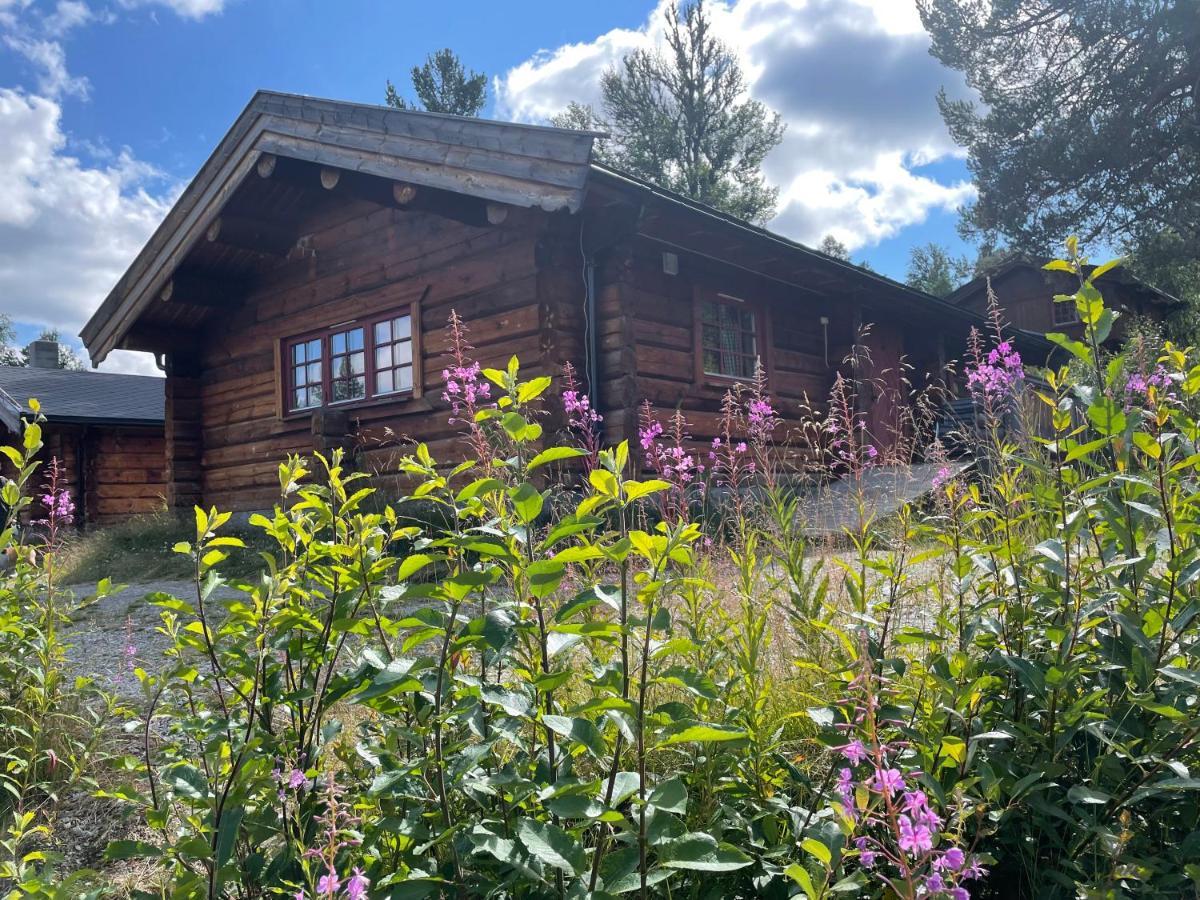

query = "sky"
[0, 0, 979, 374]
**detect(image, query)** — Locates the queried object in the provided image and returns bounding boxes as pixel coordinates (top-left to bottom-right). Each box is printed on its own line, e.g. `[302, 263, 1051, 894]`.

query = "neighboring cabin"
[948, 257, 1182, 344]
[0, 342, 166, 525]
[80, 91, 1048, 514]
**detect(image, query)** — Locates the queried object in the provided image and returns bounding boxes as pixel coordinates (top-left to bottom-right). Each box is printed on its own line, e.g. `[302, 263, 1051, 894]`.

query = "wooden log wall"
[593, 239, 860, 461]
[182, 198, 568, 511]
[0, 423, 166, 526]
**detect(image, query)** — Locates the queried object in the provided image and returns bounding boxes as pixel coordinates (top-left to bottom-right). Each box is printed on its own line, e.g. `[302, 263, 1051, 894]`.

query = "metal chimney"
[28, 340, 60, 369]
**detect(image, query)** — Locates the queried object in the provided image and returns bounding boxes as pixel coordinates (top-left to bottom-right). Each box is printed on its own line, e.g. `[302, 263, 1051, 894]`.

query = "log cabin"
[948, 256, 1182, 346]
[0, 344, 166, 525]
[80, 91, 1049, 513]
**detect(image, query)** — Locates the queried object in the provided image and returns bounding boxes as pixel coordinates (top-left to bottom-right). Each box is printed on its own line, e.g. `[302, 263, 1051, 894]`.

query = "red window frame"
[280, 304, 421, 416]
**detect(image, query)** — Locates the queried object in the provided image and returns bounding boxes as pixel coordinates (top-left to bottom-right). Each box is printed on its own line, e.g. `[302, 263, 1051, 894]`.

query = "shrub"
[4, 240, 1199, 899]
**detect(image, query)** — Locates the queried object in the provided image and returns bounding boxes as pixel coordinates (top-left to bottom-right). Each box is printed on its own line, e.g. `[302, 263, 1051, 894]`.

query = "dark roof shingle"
[0, 367, 164, 429]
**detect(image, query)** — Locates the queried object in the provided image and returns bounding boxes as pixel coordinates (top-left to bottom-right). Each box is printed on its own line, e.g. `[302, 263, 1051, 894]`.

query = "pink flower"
[871, 767, 905, 796]
[932, 466, 952, 491]
[841, 739, 868, 765]
[937, 847, 965, 872]
[897, 814, 933, 854]
[345, 868, 370, 900]
[316, 870, 340, 897]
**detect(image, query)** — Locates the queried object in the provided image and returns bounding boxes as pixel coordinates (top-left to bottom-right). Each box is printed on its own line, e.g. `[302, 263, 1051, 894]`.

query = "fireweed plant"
[0, 414, 121, 898]
[1, 238, 1197, 898]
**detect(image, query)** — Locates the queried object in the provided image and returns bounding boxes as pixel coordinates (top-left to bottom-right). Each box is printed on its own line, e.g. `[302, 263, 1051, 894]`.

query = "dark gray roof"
[0, 367, 164, 430]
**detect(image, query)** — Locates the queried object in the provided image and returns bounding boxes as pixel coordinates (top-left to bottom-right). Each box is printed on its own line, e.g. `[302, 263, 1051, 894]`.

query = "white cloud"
[495, 0, 974, 250]
[3, 34, 89, 97]
[116, 0, 229, 21]
[0, 89, 173, 373]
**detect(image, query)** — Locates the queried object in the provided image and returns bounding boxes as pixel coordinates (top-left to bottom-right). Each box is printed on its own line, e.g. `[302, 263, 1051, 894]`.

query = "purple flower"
[949, 888, 970, 900]
[841, 739, 868, 765]
[288, 769, 308, 791]
[855, 837, 878, 869]
[345, 868, 370, 900]
[316, 870, 340, 897]
[966, 338, 1023, 404]
[871, 767, 905, 796]
[932, 466, 952, 491]
[639, 419, 663, 452]
[925, 872, 946, 894]
[938, 847, 965, 872]
[897, 814, 933, 854]
[962, 857, 987, 880]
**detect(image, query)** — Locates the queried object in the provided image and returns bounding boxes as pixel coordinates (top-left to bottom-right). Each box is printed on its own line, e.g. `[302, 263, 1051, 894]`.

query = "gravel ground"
[62, 578, 244, 700]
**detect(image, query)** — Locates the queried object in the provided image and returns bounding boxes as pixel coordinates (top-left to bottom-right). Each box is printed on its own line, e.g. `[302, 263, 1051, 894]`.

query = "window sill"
[281, 393, 432, 423]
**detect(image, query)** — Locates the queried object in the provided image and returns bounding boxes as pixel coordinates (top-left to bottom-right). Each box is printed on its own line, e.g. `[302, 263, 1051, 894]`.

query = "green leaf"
[542, 715, 607, 759]
[647, 776, 688, 814]
[103, 840, 163, 861]
[1067, 785, 1111, 806]
[663, 833, 752, 872]
[517, 376, 553, 404]
[801, 837, 831, 867]
[528, 446, 587, 471]
[516, 818, 586, 875]
[510, 482, 544, 524]
[658, 724, 748, 747]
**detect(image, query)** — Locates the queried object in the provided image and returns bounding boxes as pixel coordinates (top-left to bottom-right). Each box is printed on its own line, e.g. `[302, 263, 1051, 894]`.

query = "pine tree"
[905, 242, 972, 298]
[385, 49, 487, 117]
[557, 0, 784, 224]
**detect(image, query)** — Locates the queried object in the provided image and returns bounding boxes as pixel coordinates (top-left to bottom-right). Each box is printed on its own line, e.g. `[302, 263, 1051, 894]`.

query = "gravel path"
[62, 578, 244, 700]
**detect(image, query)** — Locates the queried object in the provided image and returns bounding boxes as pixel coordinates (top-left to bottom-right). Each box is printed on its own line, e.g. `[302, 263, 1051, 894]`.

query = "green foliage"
[0, 408, 120, 896]
[556, 0, 785, 224]
[919, 0, 1198, 261]
[7, 240, 1200, 897]
[905, 242, 972, 298]
[386, 48, 487, 117]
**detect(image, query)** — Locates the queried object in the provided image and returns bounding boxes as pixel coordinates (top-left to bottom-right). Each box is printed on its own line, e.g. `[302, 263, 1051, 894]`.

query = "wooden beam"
[485, 202, 509, 225]
[160, 269, 246, 308]
[319, 167, 341, 190]
[205, 215, 297, 257]
[255, 153, 277, 179]
[120, 324, 194, 353]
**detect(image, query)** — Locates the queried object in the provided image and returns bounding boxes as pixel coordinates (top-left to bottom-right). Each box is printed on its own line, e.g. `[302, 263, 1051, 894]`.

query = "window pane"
[393, 340, 412, 365]
[376, 346, 392, 370]
[293, 388, 308, 409]
[742, 333, 757, 355]
[307, 362, 322, 384]
[331, 332, 345, 354]
[350, 351, 365, 375]
[702, 302, 718, 324]
[348, 328, 364, 350]
[307, 340, 321, 359]
[332, 376, 365, 402]
[396, 365, 412, 391]
[310, 384, 323, 406]
[376, 369, 394, 395]
[292, 343, 305, 364]
[375, 321, 391, 344]
[739, 309, 755, 331]
[702, 324, 719, 349]
[393, 315, 411, 339]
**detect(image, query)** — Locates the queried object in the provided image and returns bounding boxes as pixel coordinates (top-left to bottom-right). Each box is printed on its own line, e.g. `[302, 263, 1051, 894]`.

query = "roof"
[588, 163, 1055, 356]
[81, 90, 600, 364]
[946, 255, 1184, 308]
[81, 89, 1052, 366]
[0, 367, 165, 432]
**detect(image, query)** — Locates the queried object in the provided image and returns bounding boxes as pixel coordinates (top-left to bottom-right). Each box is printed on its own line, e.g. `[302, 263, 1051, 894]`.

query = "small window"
[373, 314, 413, 396]
[291, 338, 324, 410]
[330, 327, 366, 403]
[700, 297, 758, 380]
[1053, 298, 1080, 326]
[283, 307, 418, 414]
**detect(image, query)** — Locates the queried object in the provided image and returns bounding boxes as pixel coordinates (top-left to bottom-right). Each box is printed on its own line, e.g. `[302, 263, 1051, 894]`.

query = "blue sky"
[0, 0, 975, 372]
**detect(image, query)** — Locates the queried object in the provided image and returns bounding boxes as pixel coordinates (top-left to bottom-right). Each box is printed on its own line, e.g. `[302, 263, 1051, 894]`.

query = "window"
[283, 308, 417, 414]
[373, 314, 414, 396]
[290, 338, 324, 411]
[700, 296, 759, 380]
[1052, 298, 1080, 326]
